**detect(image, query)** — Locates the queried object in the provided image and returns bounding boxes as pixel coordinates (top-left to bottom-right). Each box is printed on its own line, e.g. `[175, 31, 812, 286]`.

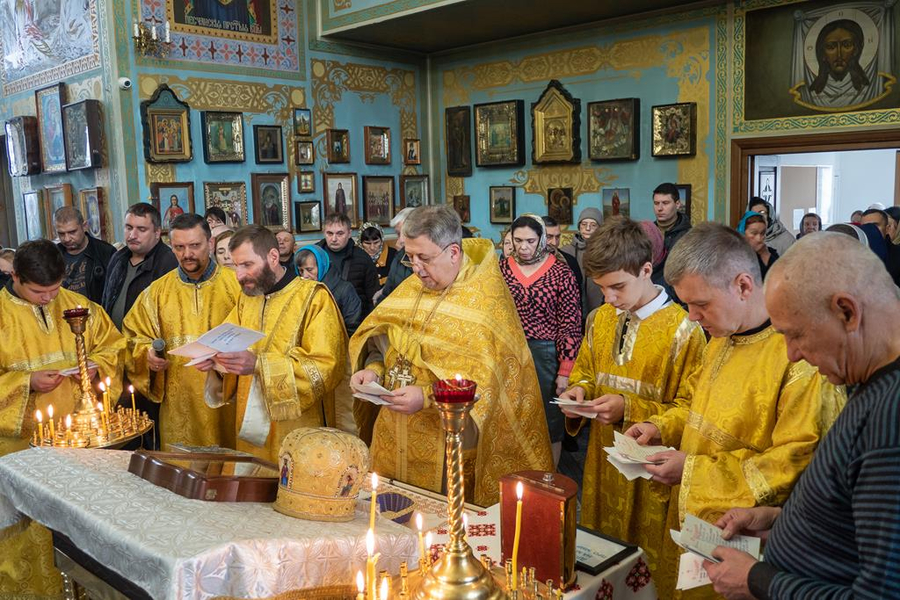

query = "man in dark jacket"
[317, 213, 379, 319]
[651, 182, 692, 300]
[102, 203, 178, 330]
[377, 207, 416, 304]
[101, 202, 177, 449]
[55, 206, 116, 304]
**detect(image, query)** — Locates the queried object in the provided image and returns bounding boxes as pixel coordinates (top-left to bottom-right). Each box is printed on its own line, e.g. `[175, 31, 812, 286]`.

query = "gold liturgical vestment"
[123, 265, 241, 450]
[207, 275, 345, 462]
[649, 326, 845, 599]
[565, 297, 705, 579]
[0, 286, 123, 599]
[350, 238, 554, 507]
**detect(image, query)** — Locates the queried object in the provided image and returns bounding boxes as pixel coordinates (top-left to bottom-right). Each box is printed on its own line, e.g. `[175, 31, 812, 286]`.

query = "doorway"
[0, 138, 15, 247]
[730, 129, 900, 229]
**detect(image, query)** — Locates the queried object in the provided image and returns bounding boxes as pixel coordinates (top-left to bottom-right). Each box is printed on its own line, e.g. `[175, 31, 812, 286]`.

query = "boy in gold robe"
[558, 216, 706, 578]
[124, 213, 241, 450]
[350, 206, 553, 507]
[194, 225, 345, 462]
[0, 240, 123, 599]
[627, 223, 845, 599]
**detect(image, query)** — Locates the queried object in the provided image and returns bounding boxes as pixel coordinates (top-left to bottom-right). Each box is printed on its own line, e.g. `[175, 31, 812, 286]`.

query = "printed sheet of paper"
[612, 430, 671, 464]
[551, 397, 595, 419]
[351, 380, 396, 406]
[59, 361, 98, 377]
[679, 514, 761, 561]
[605, 451, 652, 481]
[676, 551, 711, 590]
[170, 324, 265, 362]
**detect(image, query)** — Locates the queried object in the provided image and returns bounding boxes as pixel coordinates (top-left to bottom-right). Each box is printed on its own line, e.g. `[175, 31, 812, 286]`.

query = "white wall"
[753, 149, 896, 228]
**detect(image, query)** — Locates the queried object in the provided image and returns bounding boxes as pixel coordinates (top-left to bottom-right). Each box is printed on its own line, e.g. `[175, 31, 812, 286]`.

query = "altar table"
[0, 448, 418, 599]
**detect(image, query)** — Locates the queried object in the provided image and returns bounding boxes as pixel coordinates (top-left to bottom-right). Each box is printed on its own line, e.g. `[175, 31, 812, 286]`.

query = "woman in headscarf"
[500, 214, 583, 465]
[748, 196, 794, 255]
[738, 210, 779, 280]
[295, 244, 362, 334]
[356, 222, 397, 287]
[796, 212, 822, 239]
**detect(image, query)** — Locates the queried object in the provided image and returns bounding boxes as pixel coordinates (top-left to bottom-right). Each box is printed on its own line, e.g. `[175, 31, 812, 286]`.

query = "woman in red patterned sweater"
[500, 214, 583, 465]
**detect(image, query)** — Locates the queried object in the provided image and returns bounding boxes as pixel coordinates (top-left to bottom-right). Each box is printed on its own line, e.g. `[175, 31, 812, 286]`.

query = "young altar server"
[557, 216, 706, 578]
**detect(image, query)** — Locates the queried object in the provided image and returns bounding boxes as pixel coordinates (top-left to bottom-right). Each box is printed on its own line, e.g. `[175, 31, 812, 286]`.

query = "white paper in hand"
[676, 552, 711, 590]
[351, 380, 396, 406]
[678, 514, 761, 561]
[59, 361, 98, 377]
[605, 451, 652, 481]
[171, 324, 265, 363]
[613, 430, 671, 464]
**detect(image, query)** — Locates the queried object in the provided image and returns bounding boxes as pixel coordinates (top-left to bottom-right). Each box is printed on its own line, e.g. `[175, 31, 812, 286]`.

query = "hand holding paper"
[351, 380, 396, 406]
[173, 324, 265, 367]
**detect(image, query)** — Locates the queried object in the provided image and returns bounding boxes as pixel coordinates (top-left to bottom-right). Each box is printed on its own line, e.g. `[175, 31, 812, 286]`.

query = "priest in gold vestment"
[559, 217, 706, 580]
[124, 214, 240, 450]
[626, 224, 845, 599]
[350, 206, 553, 507]
[196, 225, 345, 462]
[0, 240, 123, 599]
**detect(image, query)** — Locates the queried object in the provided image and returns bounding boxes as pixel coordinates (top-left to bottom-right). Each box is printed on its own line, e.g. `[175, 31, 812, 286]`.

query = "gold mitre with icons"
[273, 427, 370, 522]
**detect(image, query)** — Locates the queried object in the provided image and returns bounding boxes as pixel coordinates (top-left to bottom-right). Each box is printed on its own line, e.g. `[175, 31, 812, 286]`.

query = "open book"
[673, 514, 762, 590]
[170, 324, 265, 366]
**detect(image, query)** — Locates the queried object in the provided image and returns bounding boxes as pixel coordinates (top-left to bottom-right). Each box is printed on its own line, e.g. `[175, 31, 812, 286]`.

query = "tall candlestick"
[415, 512, 426, 574]
[35, 410, 43, 445]
[366, 528, 379, 600]
[369, 472, 379, 531]
[355, 570, 364, 600]
[47, 405, 55, 441]
[512, 481, 524, 591]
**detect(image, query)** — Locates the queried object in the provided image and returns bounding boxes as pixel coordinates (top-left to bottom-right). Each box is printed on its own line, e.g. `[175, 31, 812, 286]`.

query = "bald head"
[765, 231, 900, 384]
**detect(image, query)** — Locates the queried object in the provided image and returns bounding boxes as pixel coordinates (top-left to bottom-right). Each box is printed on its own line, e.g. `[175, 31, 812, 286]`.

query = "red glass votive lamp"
[63, 307, 90, 319]
[432, 375, 477, 403]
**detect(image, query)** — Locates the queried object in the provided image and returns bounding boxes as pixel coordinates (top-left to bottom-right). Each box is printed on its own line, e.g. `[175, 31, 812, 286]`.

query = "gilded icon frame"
[204, 181, 248, 229]
[651, 102, 697, 157]
[251, 172, 290, 230]
[35, 83, 67, 173]
[474, 100, 525, 167]
[588, 98, 640, 161]
[445, 106, 472, 177]
[141, 84, 192, 163]
[364, 126, 391, 165]
[531, 80, 581, 164]
[201, 111, 245, 164]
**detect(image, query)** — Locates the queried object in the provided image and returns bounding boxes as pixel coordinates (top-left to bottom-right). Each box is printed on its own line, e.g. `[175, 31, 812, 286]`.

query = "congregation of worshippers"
[2, 185, 899, 600]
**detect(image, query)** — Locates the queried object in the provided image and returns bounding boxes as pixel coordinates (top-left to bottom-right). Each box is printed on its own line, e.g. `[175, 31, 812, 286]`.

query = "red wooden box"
[499, 470, 577, 589]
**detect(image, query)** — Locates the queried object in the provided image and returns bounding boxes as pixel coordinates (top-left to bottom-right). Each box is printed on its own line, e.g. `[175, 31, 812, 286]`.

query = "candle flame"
[129, 385, 135, 394]
[379, 577, 388, 600]
[35, 410, 42, 423]
[64, 415, 72, 428]
[455, 373, 462, 381]
[77, 304, 82, 309]
[366, 528, 375, 556]
[371, 472, 378, 490]
[356, 571, 364, 593]
[97, 402, 104, 413]
[516, 480, 524, 501]
[425, 531, 433, 550]
[98, 381, 106, 392]
[415, 512, 423, 532]
[463, 512, 469, 531]
[105, 376, 111, 386]
[47, 405, 54, 419]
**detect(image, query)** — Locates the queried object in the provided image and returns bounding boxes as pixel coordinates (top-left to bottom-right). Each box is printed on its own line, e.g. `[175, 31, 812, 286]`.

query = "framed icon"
[203, 181, 248, 229]
[588, 98, 640, 161]
[364, 126, 391, 165]
[201, 111, 245, 164]
[651, 102, 697, 157]
[62, 100, 102, 170]
[254, 125, 284, 164]
[445, 106, 472, 177]
[474, 100, 525, 167]
[294, 201, 322, 233]
[293, 108, 312, 138]
[362, 175, 394, 226]
[327, 129, 350, 163]
[489, 185, 515, 224]
[399, 174, 429, 209]
[35, 83, 67, 173]
[78, 187, 107, 241]
[323, 172, 358, 228]
[531, 80, 581, 164]
[141, 84, 192, 163]
[297, 171, 315, 193]
[151, 182, 196, 232]
[251, 172, 290, 229]
[295, 140, 315, 166]
[403, 138, 421, 165]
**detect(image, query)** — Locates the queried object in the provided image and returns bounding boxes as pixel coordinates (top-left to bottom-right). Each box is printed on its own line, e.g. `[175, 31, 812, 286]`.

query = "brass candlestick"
[413, 378, 506, 600]
[30, 308, 154, 449]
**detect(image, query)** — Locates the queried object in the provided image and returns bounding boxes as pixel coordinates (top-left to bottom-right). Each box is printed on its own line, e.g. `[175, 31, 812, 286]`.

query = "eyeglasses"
[400, 244, 451, 268]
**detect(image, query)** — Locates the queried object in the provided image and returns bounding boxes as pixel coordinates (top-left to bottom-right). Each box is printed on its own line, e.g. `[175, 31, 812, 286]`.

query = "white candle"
[369, 472, 379, 531]
[379, 577, 388, 600]
[151, 24, 157, 40]
[164, 21, 170, 43]
[512, 481, 524, 591]
[133, 20, 139, 38]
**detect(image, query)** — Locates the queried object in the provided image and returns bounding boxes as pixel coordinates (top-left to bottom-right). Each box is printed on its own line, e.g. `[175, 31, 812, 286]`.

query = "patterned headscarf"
[737, 210, 765, 234]
[356, 222, 384, 258]
[511, 213, 549, 266]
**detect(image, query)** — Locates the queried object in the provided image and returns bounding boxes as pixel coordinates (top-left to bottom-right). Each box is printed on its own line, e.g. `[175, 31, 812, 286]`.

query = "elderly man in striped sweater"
[704, 231, 900, 599]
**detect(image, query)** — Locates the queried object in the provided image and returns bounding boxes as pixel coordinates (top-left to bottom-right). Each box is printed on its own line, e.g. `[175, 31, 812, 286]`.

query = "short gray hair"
[402, 205, 462, 249]
[665, 222, 761, 288]
[54, 206, 84, 225]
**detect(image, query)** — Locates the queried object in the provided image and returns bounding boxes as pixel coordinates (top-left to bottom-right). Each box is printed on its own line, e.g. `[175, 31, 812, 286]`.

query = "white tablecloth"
[0, 448, 418, 600]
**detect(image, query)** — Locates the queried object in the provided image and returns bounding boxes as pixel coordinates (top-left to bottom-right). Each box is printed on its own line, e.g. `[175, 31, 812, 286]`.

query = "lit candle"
[35, 410, 43, 445]
[104, 377, 112, 414]
[355, 570, 364, 600]
[129, 384, 136, 417]
[512, 481, 524, 591]
[424, 532, 433, 566]
[151, 24, 157, 40]
[133, 20, 139, 38]
[164, 21, 170, 43]
[47, 405, 55, 441]
[366, 529, 380, 600]
[379, 576, 388, 600]
[415, 512, 426, 570]
[65, 415, 73, 444]
[98, 402, 108, 432]
[369, 472, 379, 531]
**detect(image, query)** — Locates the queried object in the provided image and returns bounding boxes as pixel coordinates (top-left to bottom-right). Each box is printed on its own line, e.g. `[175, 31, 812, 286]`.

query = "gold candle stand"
[30, 308, 153, 449]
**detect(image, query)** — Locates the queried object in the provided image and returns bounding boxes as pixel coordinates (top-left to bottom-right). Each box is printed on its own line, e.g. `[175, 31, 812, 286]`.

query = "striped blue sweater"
[748, 358, 900, 599]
